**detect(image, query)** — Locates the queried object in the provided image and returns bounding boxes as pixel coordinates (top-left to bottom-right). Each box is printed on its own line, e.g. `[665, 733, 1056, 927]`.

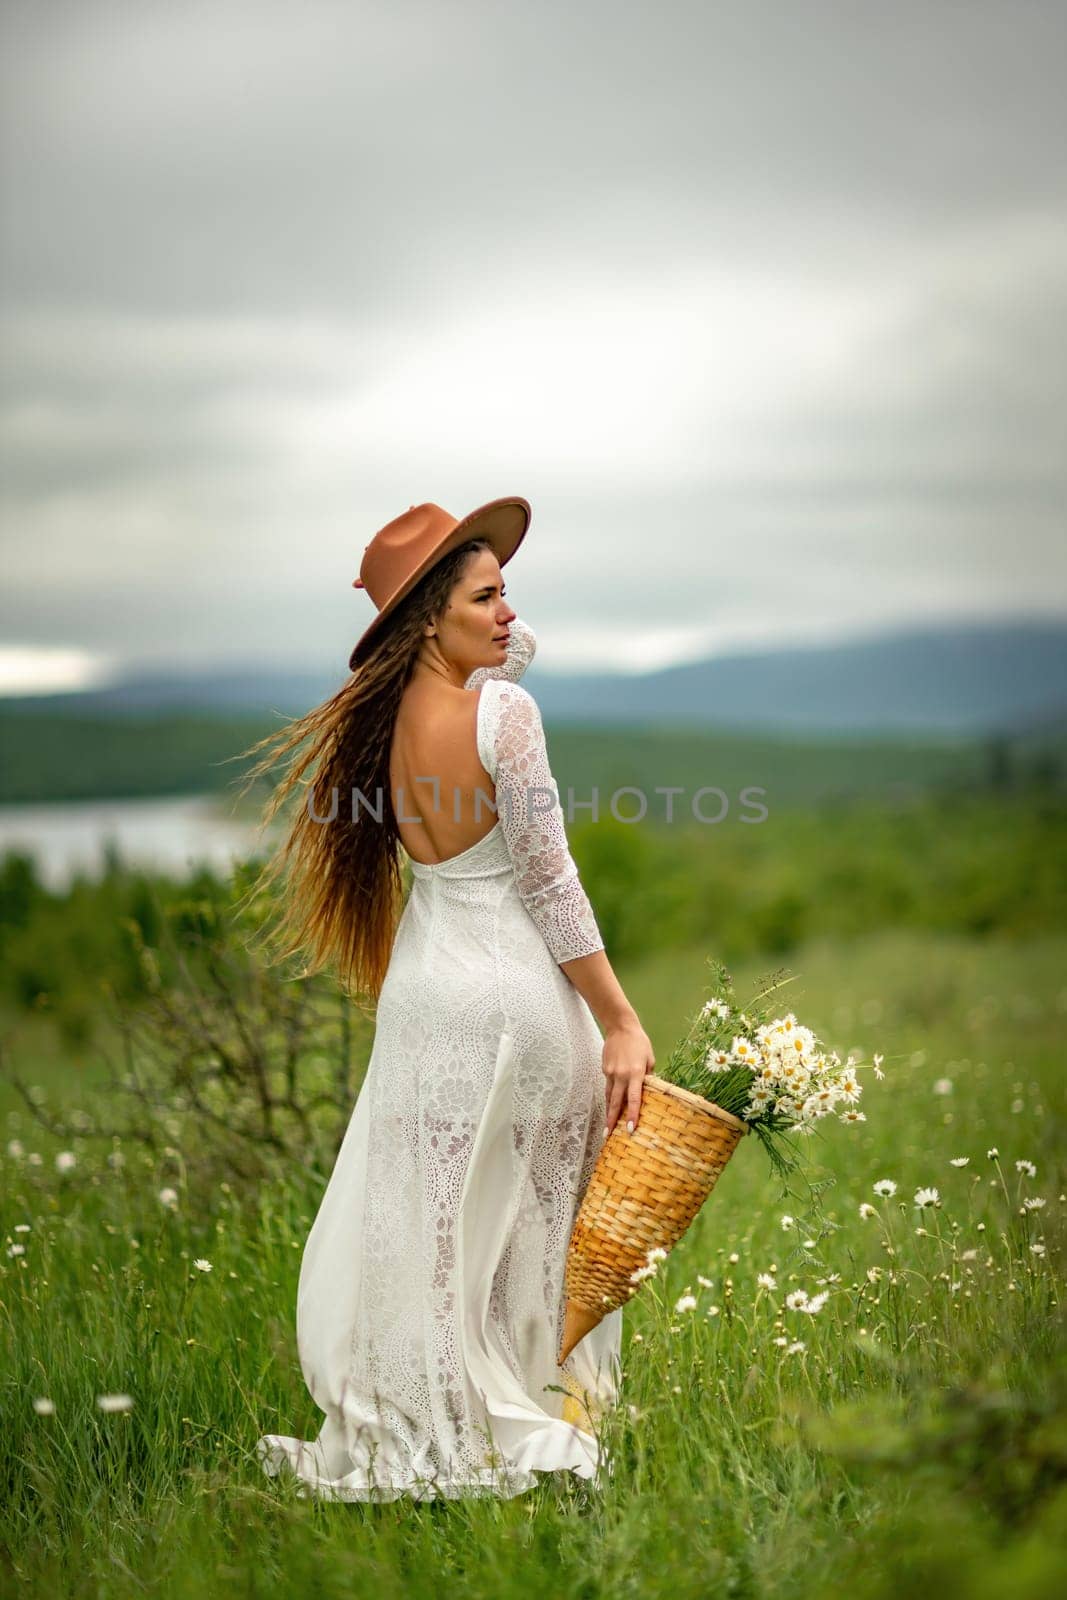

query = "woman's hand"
[602, 1018, 656, 1138]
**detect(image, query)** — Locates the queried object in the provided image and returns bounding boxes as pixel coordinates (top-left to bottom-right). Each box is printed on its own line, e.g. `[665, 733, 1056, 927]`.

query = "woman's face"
[425, 547, 517, 679]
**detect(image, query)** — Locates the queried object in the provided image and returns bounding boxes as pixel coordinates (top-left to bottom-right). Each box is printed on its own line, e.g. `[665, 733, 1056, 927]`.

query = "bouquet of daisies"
[659, 957, 883, 1176]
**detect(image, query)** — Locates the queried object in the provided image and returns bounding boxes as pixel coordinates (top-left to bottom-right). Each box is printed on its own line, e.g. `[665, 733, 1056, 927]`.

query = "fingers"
[626, 1074, 644, 1133]
[604, 1077, 626, 1136]
[604, 1071, 647, 1137]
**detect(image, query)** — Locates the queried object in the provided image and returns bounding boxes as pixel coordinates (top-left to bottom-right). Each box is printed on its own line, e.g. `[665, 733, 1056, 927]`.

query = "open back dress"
[256, 618, 622, 1500]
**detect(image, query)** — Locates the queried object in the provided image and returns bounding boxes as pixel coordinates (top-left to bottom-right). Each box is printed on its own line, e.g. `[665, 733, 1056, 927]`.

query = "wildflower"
[987, 1148, 999, 1160]
[731, 1036, 758, 1065]
[933, 1078, 953, 1096]
[702, 998, 730, 1020]
[646, 1246, 668, 1264]
[14, 1224, 31, 1233]
[859, 1203, 877, 1220]
[1023, 1197, 1046, 1211]
[1030, 1243, 1047, 1257]
[786, 1341, 806, 1355]
[697, 1274, 714, 1289]
[630, 1263, 657, 1282]
[872, 1054, 885, 1080]
[192, 1258, 213, 1273]
[785, 1290, 810, 1311]
[55, 1151, 77, 1173]
[32, 1397, 55, 1415]
[1015, 1159, 1037, 1178]
[757, 1273, 777, 1291]
[780, 1215, 796, 1231]
[158, 1188, 179, 1209]
[802, 1291, 829, 1315]
[6, 1243, 25, 1258]
[96, 1394, 134, 1413]
[913, 1187, 941, 1209]
[949, 1157, 970, 1168]
[802, 1239, 816, 1250]
[728, 1252, 740, 1264]
[774, 1335, 788, 1347]
[674, 1293, 697, 1314]
[6, 1139, 24, 1158]
[839, 1108, 867, 1123]
[706, 1305, 721, 1317]
[873, 1179, 897, 1198]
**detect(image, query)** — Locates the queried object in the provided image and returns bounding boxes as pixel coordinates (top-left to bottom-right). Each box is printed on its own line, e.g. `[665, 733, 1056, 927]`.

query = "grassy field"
[2, 923, 1065, 1598]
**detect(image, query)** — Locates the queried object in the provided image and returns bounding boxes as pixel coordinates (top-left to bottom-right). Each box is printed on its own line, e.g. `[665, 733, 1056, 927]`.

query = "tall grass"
[3, 929, 1064, 1597]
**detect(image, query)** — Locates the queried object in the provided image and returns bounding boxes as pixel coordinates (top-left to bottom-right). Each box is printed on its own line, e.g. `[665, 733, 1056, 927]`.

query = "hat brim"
[347, 496, 530, 671]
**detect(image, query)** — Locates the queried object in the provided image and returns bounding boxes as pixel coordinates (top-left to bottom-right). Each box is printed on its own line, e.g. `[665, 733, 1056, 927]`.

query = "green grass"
[3, 928, 1065, 1597]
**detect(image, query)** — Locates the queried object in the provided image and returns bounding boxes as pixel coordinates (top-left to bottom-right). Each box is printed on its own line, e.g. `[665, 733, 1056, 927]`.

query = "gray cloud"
[1, 0, 1065, 681]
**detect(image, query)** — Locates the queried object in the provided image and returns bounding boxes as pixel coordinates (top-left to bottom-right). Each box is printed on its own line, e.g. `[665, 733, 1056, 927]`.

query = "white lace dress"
[257, 618, 622, 1501]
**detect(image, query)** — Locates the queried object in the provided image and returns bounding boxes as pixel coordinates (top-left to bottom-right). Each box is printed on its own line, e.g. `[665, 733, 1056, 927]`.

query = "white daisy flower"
[859, 1202, 877, 1220]
[785, 1289, 810, 1311]
[949, 1158, 970, 1167]
[697, 1274, 714, 1288]
[6, 1139, 24, 1159]
[630, 1263, 657, 1282]
[54, 1151, 77, 1173]
[780, 1215, 796, 1231]
[1030, 1243, 1046, 1256]
[786, 1341, 806, 1355]
[33, 1397, 55, 1415]
[1015, 1160, 1037, 1178]
[646, 1246, 668, 1264]
[913, 1187, 941, 1208]
[872, 1054, 885, 1080]
[1023, 1197, 1046, 1211]
[986, 1148, 999, 1160]
[933, 1079, 953, 1096]
[7, 1243, 26, 1258]
[839, 1109, 867, 1123]
[14, 1223, 31, 1233]
[192, 1258, 213, 1273]
[802, 1291, 829, 1315]
[158, 1188, 179, 1208]
[873, 1179, 897, 1198]
[96, 1393, 134, 1413]
[757, 1273, 777, 1291]
[674, 1293, 698, 1314]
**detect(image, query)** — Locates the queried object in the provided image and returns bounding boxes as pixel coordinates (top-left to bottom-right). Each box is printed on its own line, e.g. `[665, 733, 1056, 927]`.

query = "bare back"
[389, 681, 498, 866]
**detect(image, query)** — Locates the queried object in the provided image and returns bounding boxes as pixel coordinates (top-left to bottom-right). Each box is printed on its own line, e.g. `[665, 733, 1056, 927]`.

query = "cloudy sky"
[1, 0, 1065, 691]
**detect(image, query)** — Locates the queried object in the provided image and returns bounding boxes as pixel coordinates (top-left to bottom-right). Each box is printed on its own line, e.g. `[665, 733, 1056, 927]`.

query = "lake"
[0, 793, 277, 891]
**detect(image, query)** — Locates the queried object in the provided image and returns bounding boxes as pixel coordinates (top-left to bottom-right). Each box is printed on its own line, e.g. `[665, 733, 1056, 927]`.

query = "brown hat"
[347, 496, 530, 670]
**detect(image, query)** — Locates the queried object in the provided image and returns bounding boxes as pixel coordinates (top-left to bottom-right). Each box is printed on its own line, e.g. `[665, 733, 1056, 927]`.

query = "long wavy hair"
[231, 536, 495, 1002]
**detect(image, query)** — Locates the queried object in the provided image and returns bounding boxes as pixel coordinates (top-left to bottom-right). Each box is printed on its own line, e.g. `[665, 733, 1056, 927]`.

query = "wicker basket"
[558, 1073, 748, 1364]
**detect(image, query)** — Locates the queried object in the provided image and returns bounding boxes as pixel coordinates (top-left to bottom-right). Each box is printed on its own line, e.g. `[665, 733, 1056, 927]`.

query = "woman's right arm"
[488, 679, 655, 1136]
[558, 949, 655, 1138]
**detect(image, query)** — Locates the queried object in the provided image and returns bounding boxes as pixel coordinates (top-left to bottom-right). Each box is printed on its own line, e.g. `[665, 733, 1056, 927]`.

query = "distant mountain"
[2, 618, 1066, 735]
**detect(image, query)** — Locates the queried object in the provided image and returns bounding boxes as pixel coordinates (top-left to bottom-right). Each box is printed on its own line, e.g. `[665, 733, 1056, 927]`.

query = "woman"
[244, 496, 655, 1501]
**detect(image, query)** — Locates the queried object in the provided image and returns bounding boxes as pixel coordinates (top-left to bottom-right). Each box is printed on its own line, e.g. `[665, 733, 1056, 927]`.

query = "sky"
[1, 0, 1065, 691]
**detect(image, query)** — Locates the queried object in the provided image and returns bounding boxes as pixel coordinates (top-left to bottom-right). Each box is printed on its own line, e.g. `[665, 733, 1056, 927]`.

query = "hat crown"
[356, 503, 458, 608]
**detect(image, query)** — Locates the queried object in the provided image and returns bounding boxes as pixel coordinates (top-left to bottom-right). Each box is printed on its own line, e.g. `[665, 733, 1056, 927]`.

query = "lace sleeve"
[486, 680, 605, 965]
[464, 616, 537, 688]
